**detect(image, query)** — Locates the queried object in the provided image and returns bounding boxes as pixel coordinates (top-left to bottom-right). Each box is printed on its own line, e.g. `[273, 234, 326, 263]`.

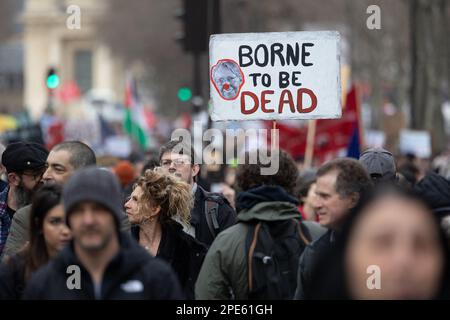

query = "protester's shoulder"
[13, 204, 31, 219]
[217, 221, 247, 238]
[209, 222, 247, 251]
[23, 259, 64, 299]
[301, 220, 327, 242]
[183, 232, 208, 255]
[25, 258, 58, 291]
[197, 186, 237, 222]
[198, 186, 231, 207]
[167, 221, 207, 254]
[0, 252, 25, 276]
[15, 204, 31, 213]
[28, 245, 74, 282]
[5, 251, 27, 267]
[304, 229, 332, 254]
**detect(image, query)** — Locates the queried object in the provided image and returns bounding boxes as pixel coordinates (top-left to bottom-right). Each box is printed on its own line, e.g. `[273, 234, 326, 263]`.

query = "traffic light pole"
[176, 0, 221, 123]
[206, 0, 221, 129]
[193, 52, 201, 114]
[47, 88, 54, 114]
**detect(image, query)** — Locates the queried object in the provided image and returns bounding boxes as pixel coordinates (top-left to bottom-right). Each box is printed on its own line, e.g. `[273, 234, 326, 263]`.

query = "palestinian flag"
[123, 74, 149, 149]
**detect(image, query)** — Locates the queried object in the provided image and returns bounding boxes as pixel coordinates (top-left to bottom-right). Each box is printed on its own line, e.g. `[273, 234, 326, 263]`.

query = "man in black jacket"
[414, 171, 450, 238]
[294, 158, 372, 300]
[159, 140, 236, 246]
[23, 167, 183, 300]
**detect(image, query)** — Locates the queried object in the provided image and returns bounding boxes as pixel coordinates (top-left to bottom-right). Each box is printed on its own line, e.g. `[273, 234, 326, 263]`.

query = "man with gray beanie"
[24, 167, 183, 300]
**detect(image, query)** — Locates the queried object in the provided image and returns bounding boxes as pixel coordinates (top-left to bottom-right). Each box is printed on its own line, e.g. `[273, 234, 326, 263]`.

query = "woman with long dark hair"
[0, 184, 71, 299]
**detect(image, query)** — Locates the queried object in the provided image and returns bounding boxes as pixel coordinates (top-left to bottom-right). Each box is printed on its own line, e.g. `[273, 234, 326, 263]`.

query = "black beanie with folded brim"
[63, 166, 122, 231]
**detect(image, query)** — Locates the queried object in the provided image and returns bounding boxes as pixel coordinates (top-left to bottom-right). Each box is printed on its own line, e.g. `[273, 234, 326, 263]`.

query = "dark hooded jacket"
[23, 233, 183, 300]
[294, 229, 338, 299]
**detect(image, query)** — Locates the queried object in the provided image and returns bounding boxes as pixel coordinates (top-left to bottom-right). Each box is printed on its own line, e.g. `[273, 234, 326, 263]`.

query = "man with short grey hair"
[294, 158, 372, 299]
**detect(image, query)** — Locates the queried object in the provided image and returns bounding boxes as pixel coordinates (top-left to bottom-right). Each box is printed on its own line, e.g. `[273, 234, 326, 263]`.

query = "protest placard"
[209, 31, 341, 121]
[399, 129, 432, 158]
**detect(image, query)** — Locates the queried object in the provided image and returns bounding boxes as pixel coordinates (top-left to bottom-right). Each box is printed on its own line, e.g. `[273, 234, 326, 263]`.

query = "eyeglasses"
[160, 159, 191, 168]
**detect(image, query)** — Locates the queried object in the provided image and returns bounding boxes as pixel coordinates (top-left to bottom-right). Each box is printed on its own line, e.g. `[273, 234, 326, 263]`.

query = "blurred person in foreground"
[306, 185, 450, 299]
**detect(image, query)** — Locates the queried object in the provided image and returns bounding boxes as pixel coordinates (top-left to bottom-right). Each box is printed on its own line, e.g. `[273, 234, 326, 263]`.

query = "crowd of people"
[0, 138, 448, 300]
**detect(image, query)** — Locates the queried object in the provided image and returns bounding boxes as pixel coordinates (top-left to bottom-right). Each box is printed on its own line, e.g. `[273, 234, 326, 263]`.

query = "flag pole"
[304, 120, 316, 168]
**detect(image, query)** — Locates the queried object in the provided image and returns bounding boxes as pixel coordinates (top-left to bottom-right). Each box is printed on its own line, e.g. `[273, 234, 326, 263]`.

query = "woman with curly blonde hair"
[125, 168, 207, 299]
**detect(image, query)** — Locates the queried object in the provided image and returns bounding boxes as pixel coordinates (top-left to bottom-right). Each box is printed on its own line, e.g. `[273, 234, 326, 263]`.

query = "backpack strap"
[247, 222, 262, 292]
[204, 196, 220, 238]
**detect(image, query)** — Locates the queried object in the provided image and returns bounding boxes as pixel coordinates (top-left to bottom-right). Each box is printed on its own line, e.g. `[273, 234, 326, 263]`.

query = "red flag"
[267, 85, 360, 165]
[46, 121, 64, 150]
[57, 80, 81, 104]
[314, 86, 358, 163]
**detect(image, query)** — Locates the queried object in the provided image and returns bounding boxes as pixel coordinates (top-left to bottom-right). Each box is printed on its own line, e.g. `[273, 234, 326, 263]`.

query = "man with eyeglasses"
[0, 141, 48, 256]
[159, 140, 236, 247]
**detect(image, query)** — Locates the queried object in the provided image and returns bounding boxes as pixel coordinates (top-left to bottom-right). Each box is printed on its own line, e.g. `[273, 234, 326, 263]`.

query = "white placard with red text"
[209, 31, 341, 121]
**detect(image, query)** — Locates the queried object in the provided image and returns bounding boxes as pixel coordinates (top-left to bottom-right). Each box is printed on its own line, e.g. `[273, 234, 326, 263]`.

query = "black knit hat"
[2, 141, 48, 173]
[63, 166, 123, 230]
[415, 172, 450, 217]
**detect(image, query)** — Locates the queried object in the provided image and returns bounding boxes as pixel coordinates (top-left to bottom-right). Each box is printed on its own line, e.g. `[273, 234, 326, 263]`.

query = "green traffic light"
[47, 74, 60, 89]
[178, 87, 192, 102]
